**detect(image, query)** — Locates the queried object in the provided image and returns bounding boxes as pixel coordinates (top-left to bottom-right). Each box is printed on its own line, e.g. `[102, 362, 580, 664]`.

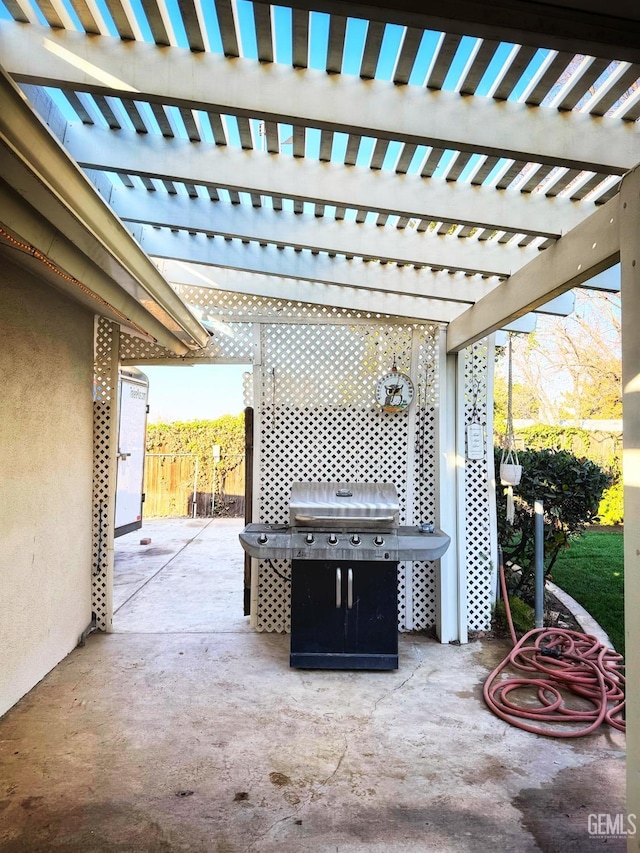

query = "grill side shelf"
[397, 527, 451, 561]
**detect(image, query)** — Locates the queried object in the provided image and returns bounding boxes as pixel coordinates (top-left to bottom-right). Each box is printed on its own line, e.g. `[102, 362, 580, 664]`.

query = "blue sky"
[142, 364, 248, 422]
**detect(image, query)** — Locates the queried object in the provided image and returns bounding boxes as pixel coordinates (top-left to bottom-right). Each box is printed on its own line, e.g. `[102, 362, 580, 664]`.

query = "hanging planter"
[499, 334, 522, 522]
[500, 455, 522, 487]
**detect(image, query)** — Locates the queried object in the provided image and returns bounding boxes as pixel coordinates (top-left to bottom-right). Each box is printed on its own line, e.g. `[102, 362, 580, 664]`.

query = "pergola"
[1, 0, 639, 832]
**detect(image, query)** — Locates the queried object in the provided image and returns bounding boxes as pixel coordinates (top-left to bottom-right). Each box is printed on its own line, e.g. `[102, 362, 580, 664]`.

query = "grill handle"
[347, 568, 353, 609]
[335, 568, 342, 608]
[294, 514, 397, 524]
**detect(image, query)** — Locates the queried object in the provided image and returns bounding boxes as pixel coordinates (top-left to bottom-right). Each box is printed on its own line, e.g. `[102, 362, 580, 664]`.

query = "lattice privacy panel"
[92, 317, 118, 631]
[463, 341, 495, 631]
[119, 322, 253, 363]
[119, 284, 410, 364]
[254, 322, 440, 633]
[410, 332, 440, 630]
[114, 280, 496, 639]
[174, 284, 405, 322]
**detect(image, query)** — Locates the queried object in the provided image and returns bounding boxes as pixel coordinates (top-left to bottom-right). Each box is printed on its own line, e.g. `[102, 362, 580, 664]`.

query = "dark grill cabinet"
[290, 559, 399, 670]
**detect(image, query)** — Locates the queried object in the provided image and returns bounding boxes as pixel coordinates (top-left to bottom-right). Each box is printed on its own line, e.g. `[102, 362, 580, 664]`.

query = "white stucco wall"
[0, 261, 94, 717]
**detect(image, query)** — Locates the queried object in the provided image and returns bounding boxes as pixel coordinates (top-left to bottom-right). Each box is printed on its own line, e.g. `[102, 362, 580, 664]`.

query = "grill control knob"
[350, 534, 361, 546]
[305, 533, 315, 545]
[257, 533, 268, 545]
[327, 534, 338, 545]
[373, 535, 384, 547]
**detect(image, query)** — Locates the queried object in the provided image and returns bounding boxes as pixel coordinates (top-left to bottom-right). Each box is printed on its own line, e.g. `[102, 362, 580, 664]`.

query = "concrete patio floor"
[0, 518, 626, 852]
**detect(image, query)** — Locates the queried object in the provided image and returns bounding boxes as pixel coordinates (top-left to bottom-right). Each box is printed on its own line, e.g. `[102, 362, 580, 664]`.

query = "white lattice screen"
[463, 341, 496, 632]
[119, 321, 254, 363]
[119, 285, 408, 365]
[92, 317, 118, 631]
[254, 322, 439, 633]
[118, 284, 497, 639]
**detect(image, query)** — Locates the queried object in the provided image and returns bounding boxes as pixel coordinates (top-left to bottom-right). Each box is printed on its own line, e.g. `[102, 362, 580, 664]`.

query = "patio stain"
[268, 772, 291, 787]
[513, 757, 626, 852]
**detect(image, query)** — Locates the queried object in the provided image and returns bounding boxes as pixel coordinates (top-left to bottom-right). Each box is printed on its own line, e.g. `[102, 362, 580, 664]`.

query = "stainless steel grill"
[240, 481, 450, 562]
[240, 481, 450, 671]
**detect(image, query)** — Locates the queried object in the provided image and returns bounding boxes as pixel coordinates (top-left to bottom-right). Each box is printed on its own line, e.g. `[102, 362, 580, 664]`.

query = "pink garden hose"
[483, 559, 625, 737]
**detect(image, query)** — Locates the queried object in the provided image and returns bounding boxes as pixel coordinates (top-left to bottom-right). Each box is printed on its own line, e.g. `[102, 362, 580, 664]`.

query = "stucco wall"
[0, 261, 94, 717]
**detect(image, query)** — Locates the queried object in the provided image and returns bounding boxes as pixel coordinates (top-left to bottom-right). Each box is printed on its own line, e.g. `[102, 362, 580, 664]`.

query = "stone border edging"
[546, 580, 615, 651]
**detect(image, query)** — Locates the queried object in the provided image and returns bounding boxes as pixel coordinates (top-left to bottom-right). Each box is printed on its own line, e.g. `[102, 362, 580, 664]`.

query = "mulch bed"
[468, 589, 582, 643]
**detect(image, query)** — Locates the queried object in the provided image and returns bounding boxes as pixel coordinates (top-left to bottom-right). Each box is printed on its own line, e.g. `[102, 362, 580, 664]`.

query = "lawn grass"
[550, 529, 624, 655]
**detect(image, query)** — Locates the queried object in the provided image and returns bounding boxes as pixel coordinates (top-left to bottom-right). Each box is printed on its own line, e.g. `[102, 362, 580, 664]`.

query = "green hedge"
[146, 413, 245, 493]
[501, 424, 623, 525]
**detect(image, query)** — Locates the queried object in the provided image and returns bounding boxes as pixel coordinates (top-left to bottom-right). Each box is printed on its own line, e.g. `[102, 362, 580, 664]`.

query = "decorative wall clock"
[375, 363, 414, 413]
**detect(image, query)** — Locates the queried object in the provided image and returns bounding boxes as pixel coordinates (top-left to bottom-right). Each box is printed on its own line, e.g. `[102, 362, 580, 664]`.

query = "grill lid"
[289, 481, 399, 529]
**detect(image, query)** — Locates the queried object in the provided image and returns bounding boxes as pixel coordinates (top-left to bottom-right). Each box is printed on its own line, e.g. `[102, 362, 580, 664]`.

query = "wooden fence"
[143, 454, 245, 518]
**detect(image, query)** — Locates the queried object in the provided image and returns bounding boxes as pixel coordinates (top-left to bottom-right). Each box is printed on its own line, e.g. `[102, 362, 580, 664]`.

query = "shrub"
[492, 596, 535, 635]
[598, 480, 624, 526]
[495, 446, 611, 602]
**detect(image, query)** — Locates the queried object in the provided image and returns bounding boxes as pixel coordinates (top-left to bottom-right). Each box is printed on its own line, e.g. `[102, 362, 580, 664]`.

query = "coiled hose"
[483, 555, 625, 737]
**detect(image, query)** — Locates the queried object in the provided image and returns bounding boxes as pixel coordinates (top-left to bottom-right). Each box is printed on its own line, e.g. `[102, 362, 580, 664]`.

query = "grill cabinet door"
[290, 560, 398, 669]
[344, 562, 398, 662]
[290, 561, 345, 659]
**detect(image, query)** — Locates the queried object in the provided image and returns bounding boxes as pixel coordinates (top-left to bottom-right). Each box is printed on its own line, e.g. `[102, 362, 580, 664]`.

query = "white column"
[435, 328, 463, 642]
[619, 167, 640, 848]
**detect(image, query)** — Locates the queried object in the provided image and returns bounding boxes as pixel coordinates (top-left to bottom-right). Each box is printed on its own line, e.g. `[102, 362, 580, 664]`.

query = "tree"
[552, 292, 621, 419]
[498, 290, 621, 425]
[494, 372, 541, 433]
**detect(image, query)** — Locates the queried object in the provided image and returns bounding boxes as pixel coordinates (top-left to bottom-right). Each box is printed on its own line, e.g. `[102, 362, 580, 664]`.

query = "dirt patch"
[470, 590, 582, 645]
[269, 772, 291, 787]
[545, 590, 583, 633]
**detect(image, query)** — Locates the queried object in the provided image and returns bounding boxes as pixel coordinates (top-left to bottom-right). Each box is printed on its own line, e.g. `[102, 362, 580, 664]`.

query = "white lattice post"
[462, 341, 495, 635]
[485, 335, 499, 609]
[402, 328, 423, 631]
[619, 166, 640, 842]
[250, 323, 262, 629]
[456, 351, 470, 644]
[435, 328, 462, 642]
[92, 317, 120, 632]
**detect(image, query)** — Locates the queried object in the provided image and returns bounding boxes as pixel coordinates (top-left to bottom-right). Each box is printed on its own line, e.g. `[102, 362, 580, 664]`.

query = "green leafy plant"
[518, 425, 621, 475]
[495, 446, 611, 602]
[492, 596, 535, 635]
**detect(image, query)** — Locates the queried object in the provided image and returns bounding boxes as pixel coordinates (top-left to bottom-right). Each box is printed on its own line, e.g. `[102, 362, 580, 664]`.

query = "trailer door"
[115, 373, 149, 537]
